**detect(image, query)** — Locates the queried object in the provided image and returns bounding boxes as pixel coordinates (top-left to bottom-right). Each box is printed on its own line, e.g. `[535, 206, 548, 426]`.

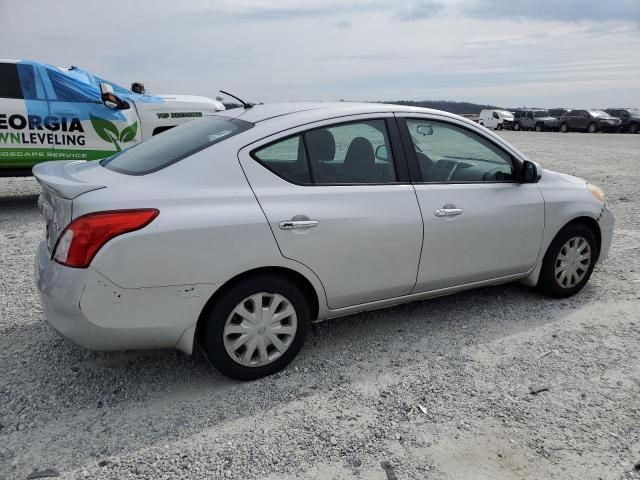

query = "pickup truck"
[512, 109, 558, 132]
[0, 59, 225, 176]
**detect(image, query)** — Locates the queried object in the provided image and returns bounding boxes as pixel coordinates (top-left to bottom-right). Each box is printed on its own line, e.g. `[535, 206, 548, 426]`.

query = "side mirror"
[416, 124, 433, 136]
[375, 145, 389, 161]
[521, 160, 540, 183]
[100, 83, 129, 110]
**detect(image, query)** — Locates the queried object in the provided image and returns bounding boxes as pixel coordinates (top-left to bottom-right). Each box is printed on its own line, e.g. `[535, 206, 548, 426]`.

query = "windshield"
[101, 116, 253, 175]
[534, 110, 551, 117]
[499, 111, 514, 118]
[589, 110, 610, 117]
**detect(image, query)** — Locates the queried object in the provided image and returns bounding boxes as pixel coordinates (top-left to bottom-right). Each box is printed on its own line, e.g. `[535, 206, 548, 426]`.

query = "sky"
[1, 0, 639, 108]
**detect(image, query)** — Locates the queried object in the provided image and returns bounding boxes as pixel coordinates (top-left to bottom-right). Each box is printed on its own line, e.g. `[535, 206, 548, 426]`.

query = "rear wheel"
[202, 275, 310, 380]
[560, 122, 569, 133]
[587, 122, 598, 133]
[629, 122, 639, 134]
[535, 123, 543, 132]
[538, 224, 597, 298]
[514, 122, 521, 131]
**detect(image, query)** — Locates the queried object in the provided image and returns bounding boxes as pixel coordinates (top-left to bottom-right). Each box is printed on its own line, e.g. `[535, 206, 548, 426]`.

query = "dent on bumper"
[35, 241, 211, 353]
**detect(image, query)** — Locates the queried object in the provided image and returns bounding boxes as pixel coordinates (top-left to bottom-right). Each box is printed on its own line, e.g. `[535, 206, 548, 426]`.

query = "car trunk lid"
[33, 160, 125, 252]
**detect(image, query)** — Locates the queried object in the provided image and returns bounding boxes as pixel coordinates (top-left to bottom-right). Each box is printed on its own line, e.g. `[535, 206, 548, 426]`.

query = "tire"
[629, 122, 639, 134]
[587, 122, 598, 133]
[535, 123, 543, 132]
[514, 122, 521, 131]
[537, 223, 597, 298]
[560, 122, 569, 133]
[497, 123, 503, 130]
[479, 122, 484, 126]
[202, 275, 310, 380]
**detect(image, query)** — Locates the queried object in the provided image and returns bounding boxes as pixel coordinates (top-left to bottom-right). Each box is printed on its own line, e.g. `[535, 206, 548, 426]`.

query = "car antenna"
[219, 90, 253, 109]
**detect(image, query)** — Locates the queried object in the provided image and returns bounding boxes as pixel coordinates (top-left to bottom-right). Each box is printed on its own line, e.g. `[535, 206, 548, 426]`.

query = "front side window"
[252, 119, 397, 185]
[101, 116, 253, 175]
[404, 119, 514, 183]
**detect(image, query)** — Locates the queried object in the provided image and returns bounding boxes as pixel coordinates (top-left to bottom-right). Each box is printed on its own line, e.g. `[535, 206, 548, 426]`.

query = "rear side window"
[252, 119, 398, 185]
[253, 135, 311, 184]
[101, 116, 253, 175]
[0, 63, 23, 99]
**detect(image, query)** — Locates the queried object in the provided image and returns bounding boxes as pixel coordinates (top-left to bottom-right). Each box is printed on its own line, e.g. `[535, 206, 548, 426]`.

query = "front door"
[399, 115, 545, 292]
[238, 116, 423, 309]
[42, 66, 140, 162]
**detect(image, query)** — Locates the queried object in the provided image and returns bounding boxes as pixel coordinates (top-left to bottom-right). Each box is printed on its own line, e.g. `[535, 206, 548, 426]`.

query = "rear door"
[0, 62, 51, 171]
[398, 114, 544, 292]
[238, 115, 423, 309]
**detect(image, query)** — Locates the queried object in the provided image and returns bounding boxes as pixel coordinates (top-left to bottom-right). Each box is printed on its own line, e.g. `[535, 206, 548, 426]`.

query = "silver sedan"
[34, 103, 614, 380]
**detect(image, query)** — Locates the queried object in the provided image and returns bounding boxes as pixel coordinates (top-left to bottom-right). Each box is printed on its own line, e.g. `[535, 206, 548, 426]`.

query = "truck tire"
[629, 122, 639, 134]
[587, 122, 598, 133]
[560, 123, 569, 133]
[535, 123, 543, 132]
[513, 123, 521, 131]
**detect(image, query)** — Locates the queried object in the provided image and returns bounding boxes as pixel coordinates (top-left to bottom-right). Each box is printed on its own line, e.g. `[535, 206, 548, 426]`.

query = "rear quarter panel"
[74, 136, 327, 309]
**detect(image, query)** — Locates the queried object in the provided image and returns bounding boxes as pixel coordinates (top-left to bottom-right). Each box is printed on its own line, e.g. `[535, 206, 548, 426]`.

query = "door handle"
[279, 220, 319, 230]
[434, 206, 463, 217]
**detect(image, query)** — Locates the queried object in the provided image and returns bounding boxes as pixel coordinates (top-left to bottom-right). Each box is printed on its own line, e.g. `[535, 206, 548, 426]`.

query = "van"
[478, 109, 514, 130]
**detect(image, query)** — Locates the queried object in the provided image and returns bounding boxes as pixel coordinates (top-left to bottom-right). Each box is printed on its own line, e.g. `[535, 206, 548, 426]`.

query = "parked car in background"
[512, 109, 558, 131]
[479, 109, 514, 130]
[559, 109, 622, 133]
[549, 108, 571, 119]
[605, 108, 640, 134]
[34, 102, 613, 380]
[0, 59, 225, 176]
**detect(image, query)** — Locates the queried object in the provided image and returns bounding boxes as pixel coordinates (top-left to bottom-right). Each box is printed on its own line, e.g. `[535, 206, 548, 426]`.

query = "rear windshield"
[101, 116, 253, 175]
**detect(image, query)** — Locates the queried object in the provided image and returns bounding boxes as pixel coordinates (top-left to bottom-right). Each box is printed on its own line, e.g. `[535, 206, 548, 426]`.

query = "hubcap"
[554, 236, 591, 288]
[223, 292, 297, 367]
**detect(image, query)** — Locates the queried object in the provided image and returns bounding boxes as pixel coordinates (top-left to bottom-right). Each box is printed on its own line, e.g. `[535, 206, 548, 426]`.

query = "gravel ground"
[1, 131, 639, 480]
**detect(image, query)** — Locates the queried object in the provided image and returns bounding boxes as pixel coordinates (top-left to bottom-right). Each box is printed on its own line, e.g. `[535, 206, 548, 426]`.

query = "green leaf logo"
[119, 122, 138, 143]
[90, 115, 138, 152]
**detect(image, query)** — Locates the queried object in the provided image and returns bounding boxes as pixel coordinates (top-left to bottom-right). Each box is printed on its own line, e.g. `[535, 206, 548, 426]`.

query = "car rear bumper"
[35, 241, 207, 353]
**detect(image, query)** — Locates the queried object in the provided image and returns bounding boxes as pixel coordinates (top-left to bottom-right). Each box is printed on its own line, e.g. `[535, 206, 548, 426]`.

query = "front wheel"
[537, 224, 597, 298]
[587, 122, 598, 133]
[560, 122, 569, 133]
[514, 123, 521, 131]
[629, 122, 639, 134]
[497, 123, 503, 130]
[535, 123, 543, 132]
[202, 275, 310, 380]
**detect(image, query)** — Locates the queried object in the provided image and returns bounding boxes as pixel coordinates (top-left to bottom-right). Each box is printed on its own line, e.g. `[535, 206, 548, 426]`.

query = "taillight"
[53, 209, 159, 268]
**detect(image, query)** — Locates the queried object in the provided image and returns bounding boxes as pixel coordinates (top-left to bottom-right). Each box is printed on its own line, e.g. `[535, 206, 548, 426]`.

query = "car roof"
[216, 101, 462, 124]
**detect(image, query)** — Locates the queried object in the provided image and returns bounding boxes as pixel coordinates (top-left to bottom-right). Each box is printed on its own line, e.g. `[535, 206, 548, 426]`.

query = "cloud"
[395, 0, 445, 21]
[466, 0, 640, 23]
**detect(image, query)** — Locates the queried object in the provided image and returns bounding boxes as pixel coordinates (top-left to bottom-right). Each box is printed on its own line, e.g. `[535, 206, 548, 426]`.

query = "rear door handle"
[434, 206, 464, 217]
[279, 220, 319, 230]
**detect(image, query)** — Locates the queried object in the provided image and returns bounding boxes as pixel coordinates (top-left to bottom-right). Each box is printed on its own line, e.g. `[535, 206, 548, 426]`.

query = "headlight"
[587, 183, 605, 203]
